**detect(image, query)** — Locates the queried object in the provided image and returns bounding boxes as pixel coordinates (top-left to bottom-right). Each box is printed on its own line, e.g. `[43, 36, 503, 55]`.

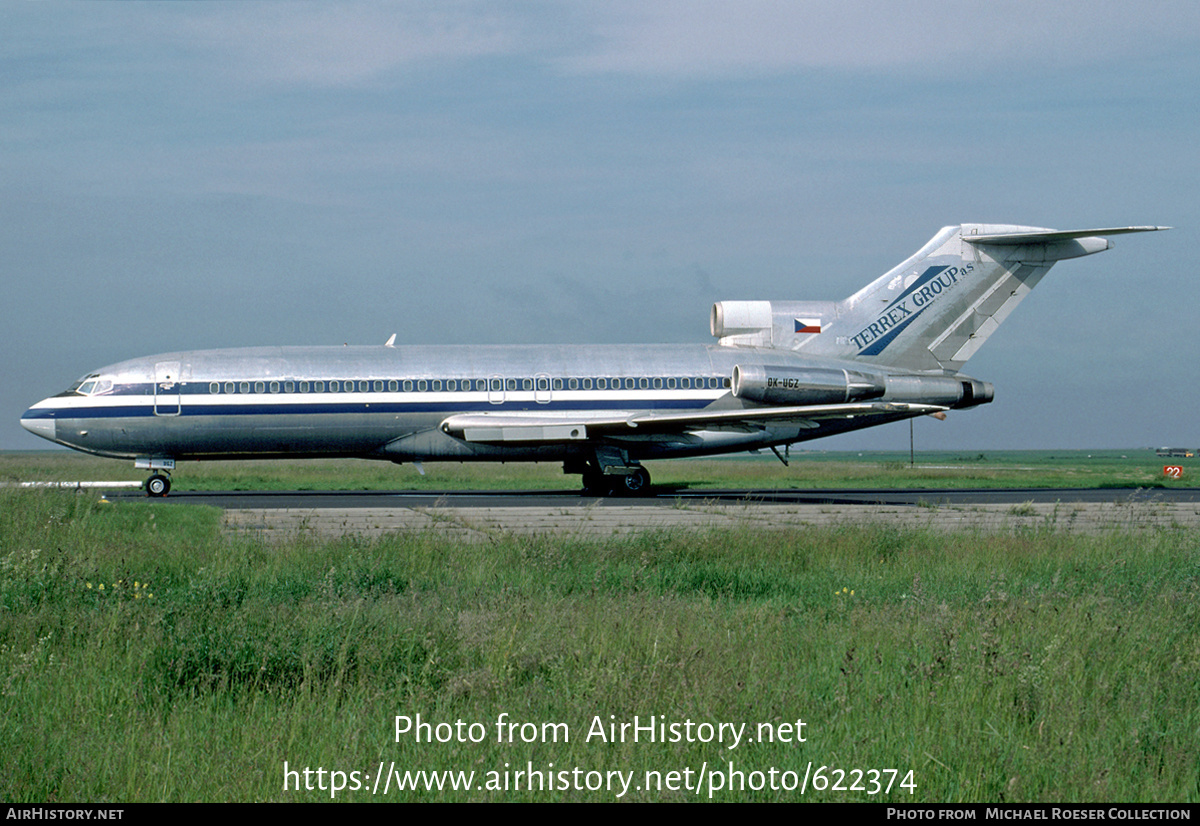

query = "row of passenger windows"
[207, 376, 731, 395]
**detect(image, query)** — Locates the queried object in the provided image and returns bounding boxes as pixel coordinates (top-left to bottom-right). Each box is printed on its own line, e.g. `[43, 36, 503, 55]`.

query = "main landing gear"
[136, 458, 175, 497]
[569, 447, 651, 497]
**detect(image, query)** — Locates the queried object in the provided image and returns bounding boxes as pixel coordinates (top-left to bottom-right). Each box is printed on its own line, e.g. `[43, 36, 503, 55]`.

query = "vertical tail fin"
[781, 224, 1167, 372]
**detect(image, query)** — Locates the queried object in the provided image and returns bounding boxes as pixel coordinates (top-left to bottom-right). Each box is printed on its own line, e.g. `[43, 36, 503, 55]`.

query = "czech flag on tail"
[794, 318, 822, 334]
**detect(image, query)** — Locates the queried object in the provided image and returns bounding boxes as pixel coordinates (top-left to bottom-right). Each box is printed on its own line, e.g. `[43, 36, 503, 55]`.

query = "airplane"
[20, 223, 1167, 497]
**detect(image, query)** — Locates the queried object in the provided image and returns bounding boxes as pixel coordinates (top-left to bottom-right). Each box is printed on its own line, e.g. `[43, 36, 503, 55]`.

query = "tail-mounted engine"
[879, 373, 994, 409]
[732, 363, 994, 410]
[711, 300, 838, 348]
[732, 364, 885, 406]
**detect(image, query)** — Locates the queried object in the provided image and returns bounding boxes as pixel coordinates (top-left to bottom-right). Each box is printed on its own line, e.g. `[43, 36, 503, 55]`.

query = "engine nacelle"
[732, 364, 886, 406]
[711, 300, 839, 347]
[956, 377, 994, 409]
[883, 374, 995, 408]
[711, 301, 772, 341]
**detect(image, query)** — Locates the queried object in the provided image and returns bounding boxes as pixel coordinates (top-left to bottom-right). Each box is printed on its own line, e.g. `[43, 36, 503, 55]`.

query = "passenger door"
[154, 361, 182, 416]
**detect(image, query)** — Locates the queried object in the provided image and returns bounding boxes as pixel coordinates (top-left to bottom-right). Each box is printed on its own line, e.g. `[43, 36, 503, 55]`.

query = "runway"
[100, 487, 1200, 540]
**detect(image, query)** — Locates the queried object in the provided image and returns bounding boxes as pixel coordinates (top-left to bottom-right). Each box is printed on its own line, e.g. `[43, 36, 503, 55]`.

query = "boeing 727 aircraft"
[21, 223, 1166, 495]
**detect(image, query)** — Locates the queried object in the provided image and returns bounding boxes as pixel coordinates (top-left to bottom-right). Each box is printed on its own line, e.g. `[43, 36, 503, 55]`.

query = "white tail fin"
[712, 224, 1168, 373]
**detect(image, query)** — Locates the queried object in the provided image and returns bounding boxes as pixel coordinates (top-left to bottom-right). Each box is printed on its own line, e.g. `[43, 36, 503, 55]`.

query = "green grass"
[2, 448, 1195, 492]
[2, 485, 1198, 802]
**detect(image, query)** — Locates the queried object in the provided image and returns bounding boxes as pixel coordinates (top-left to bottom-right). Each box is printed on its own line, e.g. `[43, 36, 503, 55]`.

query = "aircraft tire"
[146, 474, 171, 497]
[616, 467, 650, 496]
[581, 473, 613, 497]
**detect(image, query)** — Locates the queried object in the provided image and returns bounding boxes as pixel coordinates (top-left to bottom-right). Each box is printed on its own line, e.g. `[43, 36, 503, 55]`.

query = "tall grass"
[1, 487, 1197, 801]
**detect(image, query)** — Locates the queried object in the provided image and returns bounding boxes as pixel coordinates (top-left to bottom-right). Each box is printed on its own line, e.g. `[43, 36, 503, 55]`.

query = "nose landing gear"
[135, 457, 176, 497]
[145, 473, 171, 497]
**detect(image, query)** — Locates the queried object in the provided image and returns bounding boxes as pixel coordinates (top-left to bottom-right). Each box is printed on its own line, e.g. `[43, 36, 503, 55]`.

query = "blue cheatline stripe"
[104, 381, 728, 397]
[886, 266, 948, 310]
[855, 265, 947, 356]
[858, 311, 926, 356]
[27, 397, 716, 420]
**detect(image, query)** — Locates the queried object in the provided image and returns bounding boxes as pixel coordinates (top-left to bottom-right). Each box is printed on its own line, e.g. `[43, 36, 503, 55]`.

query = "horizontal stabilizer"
[964, 226, 1170, 245]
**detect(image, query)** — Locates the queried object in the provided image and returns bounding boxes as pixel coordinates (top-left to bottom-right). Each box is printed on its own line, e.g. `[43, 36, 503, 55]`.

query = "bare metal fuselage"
[24, 343, 925, 465]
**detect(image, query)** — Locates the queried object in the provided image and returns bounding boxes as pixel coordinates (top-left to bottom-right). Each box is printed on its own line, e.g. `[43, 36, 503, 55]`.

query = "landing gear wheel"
[581, 472, 613, 497]
[146, 473, 171, 497]
[616, 467, 650, 496]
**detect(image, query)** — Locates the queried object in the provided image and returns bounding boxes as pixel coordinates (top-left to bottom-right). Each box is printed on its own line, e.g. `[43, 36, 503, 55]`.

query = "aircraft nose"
[20, 410, 56, 442]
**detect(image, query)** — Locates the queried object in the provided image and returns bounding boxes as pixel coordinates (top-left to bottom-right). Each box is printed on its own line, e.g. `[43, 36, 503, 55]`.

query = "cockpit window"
[72, 377, 114, 396]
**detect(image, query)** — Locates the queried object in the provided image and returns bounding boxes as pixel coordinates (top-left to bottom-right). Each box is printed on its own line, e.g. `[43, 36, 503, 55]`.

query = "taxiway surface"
[100, 487, 1200, 540]
[103, 486, 1200, 509]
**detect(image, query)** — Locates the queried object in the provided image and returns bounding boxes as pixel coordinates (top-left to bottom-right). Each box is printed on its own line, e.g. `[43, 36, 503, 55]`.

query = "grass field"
[1, 452, 1198, 802]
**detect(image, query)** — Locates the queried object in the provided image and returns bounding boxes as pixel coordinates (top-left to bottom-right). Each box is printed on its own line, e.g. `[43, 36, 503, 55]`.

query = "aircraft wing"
[439, 402, 945, 444]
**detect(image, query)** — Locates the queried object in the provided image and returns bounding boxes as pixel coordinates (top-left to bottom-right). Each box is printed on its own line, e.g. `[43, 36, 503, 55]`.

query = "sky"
[4, 1, 1198, 455]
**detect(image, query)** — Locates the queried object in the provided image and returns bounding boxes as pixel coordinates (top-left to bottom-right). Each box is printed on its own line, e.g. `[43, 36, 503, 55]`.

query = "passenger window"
[285, 381, 294, 393]
[255, 381, 266, 394]
[403, 380, 413, 392]
[374, 380, 383, 392]
[432, 380, 442, 391]
[552, 378, 563, 391]
[568, 378, 578, 390]
[626, 378, 636, 390]
[241, 381, 250, 394]
[666, 377, 676, 389]
[225, 382, 235, 394]
[328, 380, 339, 392]
[596, 378, 607, 390]
[506, 379, 518, 391]
[299, 381, 309, 393]
[416, 379, 426, 392]
[653, 377, 662, 389]
[270, 381, 280, 393]
[210, 382, 219, 394]
[314, 381, 324, 393]
[446, 379, 457, 391]
[522, 378, 532, 391]
[582, 378, 593, 390]
[680, 377, 691, 389]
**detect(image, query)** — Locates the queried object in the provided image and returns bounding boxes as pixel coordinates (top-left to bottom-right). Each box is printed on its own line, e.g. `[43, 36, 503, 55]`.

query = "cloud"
[156, 1, 1200, 88]
[175, 2, 526, 87]
[562, 0, 1200, 77]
